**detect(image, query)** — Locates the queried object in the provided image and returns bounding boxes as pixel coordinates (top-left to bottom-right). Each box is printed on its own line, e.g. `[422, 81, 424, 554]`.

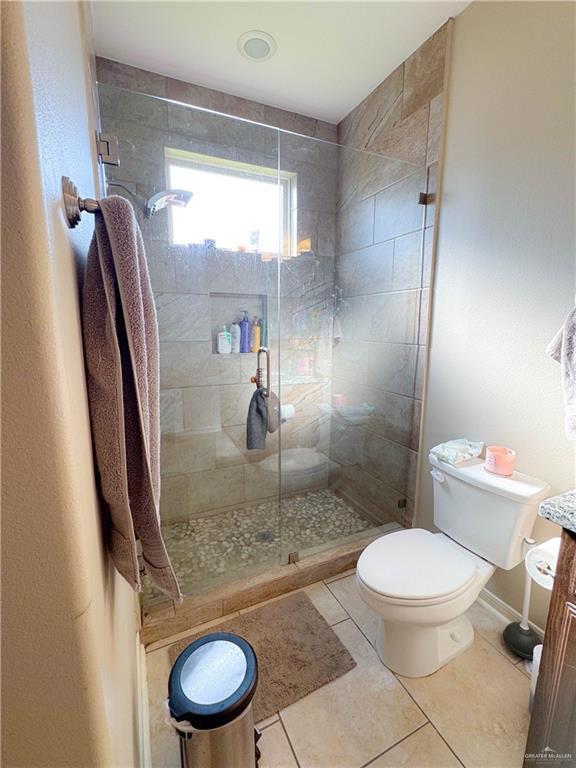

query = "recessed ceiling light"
[238, 30, 277, 62]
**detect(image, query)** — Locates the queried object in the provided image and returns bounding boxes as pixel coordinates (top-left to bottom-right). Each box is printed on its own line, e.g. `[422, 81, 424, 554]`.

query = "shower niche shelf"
[209, 292, 268, 354]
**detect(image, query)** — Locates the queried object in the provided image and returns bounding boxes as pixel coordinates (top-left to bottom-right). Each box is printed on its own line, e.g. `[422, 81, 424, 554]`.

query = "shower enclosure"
[98, 83, 432, 608]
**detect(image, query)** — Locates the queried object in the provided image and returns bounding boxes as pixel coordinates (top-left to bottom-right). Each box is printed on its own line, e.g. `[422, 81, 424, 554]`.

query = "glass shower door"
[98, 83, 284, 604]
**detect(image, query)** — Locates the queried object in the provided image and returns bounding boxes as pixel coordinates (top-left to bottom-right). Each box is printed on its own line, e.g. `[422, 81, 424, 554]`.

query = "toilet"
[260, 447, 330, 492]
[356, 453, 551, 678]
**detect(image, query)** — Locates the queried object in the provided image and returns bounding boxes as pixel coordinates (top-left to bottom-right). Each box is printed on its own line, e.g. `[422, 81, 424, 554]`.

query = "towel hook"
[62, 176, 100, 229]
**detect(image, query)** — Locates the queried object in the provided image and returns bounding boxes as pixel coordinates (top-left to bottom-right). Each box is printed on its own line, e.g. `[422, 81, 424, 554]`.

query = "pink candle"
[485, 446, 516, 476]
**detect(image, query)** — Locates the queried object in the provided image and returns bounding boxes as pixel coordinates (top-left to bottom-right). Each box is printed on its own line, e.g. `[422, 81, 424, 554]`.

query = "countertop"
[538, 490, 576, 534]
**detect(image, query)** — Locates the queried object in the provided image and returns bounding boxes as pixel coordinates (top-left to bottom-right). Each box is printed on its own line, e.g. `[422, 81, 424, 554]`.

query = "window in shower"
[165, 147, 296, 258]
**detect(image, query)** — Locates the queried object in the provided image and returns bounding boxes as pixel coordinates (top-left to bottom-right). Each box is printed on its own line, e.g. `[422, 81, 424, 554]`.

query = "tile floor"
[145, 571, 532, 768]
[142, 490, 377, 606]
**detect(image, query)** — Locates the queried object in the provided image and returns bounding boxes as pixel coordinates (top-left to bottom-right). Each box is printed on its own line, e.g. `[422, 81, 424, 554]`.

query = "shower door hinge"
[96, 131, 120, 166]
[288, 551, 300, 564]
[418, 192, 435, 205]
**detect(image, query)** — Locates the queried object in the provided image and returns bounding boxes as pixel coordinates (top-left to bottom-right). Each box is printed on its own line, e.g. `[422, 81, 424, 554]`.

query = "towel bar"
[62, 176, 100, 229]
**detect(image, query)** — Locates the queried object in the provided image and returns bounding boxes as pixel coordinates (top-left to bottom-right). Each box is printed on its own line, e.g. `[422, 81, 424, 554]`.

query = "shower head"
[145, 189, 193, 218]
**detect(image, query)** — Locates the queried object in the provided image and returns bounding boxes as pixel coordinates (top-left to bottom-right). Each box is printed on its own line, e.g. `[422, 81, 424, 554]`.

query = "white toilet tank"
[429, 455, 551, 570]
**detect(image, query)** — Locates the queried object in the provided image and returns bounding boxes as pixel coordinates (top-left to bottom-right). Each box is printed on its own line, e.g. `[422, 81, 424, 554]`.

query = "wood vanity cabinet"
[524, 528, 576, 767]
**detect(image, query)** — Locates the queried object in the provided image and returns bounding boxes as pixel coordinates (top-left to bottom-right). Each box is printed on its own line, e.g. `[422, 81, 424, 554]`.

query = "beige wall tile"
[364, 433, 414, 495]
[427, 93, 444, 165]
[160, 431, 216, 476]
[337, 196, 375, 253]
[160, 465, 245, 520]
[400, 635, 530, 768]
[155, 293, 210, 342]
[392, 231, 423, 291]
[339, 291, 419, 344]
[219, 383, 256, 427]
[181, 386, 222, 433]
[160, 389, 184, 434]
[338, 65, 404, 150]
[160, 342, 241, 387]
[337, 241, 394, 297]
[369, 102, 430, 166]
[97, 57, 167, 97]
[402, 23, 448, 118]
[374, 169, 427, 244]
[370, 723, 461, 767]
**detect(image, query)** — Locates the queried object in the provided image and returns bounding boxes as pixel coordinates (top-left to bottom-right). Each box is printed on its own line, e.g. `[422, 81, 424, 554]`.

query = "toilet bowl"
[356, 529, 495, 677]
[260, 448, 329, 491]
[356, 454, 551, 678]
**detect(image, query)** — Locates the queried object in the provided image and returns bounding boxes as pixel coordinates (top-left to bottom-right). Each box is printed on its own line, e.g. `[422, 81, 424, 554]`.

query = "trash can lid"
[168, 632, 258, 730]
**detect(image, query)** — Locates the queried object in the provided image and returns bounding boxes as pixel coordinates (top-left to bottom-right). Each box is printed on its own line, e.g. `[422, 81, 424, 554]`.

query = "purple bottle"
[239, 311, 252, 353]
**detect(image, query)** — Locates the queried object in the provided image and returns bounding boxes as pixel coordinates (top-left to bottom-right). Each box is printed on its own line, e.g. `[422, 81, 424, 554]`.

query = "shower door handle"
[254, 347, 270, 397]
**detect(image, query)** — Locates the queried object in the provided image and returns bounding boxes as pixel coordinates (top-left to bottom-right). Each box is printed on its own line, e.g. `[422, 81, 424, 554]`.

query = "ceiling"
[91, 1, 469, 124]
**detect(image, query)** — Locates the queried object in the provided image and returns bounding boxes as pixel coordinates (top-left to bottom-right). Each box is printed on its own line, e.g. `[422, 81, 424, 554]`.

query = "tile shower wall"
[97, 59, 338, 522]
[331, 23, 448, 526]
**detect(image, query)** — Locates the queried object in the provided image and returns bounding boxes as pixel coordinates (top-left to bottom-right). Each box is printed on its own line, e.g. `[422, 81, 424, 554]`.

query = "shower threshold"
[141, 521, 400, 647]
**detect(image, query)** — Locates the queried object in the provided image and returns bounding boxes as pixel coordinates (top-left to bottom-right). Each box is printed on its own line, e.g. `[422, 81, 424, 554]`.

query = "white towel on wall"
[546, 306, 576, 440]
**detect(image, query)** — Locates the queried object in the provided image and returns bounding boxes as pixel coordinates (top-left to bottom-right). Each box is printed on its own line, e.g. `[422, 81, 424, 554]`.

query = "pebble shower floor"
[142, 489, 376, 606]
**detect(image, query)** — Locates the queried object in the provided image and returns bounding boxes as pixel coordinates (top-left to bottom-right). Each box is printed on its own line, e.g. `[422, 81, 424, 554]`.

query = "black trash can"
[168, 632, 260, 768]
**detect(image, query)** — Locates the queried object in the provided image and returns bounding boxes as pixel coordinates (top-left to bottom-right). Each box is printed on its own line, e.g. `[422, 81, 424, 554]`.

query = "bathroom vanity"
[524, 492, 576, 766]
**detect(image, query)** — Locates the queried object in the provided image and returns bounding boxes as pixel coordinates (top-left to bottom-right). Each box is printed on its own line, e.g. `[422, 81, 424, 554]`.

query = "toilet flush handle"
[430, 468, 447, 484]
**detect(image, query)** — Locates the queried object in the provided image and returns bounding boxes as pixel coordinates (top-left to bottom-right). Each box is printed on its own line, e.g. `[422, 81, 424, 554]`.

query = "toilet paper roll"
[280, 403, 295, 421]
[525, 537, 561, 590]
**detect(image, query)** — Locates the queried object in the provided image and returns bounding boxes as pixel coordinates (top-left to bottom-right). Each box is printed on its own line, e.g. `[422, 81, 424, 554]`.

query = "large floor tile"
[400, 635, 530, 768]
[368, 723, 461, 767]
[466, 599, 520, 664]
[146, 646, 180, 768]
[327, 574, 379, 643]
[259, 721, 299, 768]
[281, 619, 426, 768]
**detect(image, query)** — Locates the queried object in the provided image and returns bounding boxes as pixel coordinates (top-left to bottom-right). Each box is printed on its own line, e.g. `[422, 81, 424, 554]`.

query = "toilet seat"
[357, 529, 478, 604]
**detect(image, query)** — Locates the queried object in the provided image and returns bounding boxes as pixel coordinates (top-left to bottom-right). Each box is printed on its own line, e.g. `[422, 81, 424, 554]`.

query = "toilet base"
[375, 614, 474, 677]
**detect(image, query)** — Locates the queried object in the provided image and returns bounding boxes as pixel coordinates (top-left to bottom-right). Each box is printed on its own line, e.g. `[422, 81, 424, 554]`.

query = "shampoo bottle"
[251, 316, 261, 352]
[231, 321, 241, 354]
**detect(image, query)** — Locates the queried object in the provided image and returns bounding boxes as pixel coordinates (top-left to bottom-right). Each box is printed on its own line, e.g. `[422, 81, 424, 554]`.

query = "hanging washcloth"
[546, 306, 576, 439]
[246, 389, 280, 449]
[430, 438, 484, 466]
[82, 196, 181, 601]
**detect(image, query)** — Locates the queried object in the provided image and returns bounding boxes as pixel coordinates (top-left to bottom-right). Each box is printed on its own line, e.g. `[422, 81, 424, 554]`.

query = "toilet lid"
[357, 529, 477, 601]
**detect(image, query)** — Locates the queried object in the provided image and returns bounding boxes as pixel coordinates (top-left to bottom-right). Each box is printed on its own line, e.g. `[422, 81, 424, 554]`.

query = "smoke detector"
[238, 30, 277, 62]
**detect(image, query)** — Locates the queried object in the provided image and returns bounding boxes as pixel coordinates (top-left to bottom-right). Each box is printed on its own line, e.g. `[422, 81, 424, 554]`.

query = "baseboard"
[478, 587, 545, 639]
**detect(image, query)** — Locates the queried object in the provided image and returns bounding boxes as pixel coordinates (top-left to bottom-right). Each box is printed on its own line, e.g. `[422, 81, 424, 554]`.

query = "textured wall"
[2, 3, 143, 766]
[418, 2, 575, 629]
[333, 24, 449, 526]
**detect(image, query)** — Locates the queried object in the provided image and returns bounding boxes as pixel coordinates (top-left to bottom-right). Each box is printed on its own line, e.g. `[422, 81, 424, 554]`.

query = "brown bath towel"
[82, 196, 181, 601]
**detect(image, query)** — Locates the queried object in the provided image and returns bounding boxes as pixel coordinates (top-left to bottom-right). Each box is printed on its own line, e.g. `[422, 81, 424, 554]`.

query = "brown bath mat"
[169, 592, 356, 722]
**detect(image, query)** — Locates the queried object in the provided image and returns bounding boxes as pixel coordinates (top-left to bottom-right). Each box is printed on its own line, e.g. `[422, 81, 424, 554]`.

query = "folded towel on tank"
[430, 438, 484, 466]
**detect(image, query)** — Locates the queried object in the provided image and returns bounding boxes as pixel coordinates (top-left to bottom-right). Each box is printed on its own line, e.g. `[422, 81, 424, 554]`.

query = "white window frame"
[164, 147, 296, 259]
